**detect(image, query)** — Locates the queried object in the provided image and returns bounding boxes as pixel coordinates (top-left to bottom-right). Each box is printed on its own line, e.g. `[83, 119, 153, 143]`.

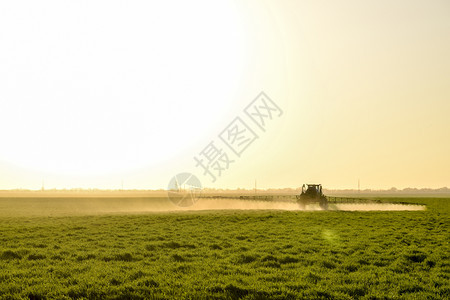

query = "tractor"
[296, 184, 328, 209]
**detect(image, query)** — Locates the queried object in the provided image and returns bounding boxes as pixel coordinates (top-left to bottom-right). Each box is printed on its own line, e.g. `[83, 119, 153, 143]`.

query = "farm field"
[0, 197, 448, 299]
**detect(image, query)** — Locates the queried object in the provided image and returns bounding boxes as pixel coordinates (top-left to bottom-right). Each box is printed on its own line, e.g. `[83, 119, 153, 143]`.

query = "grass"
[0, 197, 448, 299]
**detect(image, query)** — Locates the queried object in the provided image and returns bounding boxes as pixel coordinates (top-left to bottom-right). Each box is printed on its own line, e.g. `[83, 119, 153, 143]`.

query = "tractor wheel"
[297, 201, 306, 210]
[319, 198, 328, 210]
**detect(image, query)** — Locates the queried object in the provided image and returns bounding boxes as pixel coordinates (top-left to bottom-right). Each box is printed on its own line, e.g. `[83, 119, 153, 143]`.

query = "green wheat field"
[0, 196, 448, 299]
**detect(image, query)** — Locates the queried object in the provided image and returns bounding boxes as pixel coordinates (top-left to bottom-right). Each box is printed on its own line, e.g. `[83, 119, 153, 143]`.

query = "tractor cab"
[302, 184, 322, 196]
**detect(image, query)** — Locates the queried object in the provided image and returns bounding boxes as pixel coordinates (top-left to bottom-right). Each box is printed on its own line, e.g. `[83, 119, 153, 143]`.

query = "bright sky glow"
[0, 1, 245, 175]
[0, 0, 449, 190]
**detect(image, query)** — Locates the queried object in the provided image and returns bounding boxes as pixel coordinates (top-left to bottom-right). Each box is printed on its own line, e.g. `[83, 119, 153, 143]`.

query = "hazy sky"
[0, 0, 449, 190]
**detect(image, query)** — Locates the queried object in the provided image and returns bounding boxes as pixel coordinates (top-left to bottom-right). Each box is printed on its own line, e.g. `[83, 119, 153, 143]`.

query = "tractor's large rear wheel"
[319, 197, 328, 210]
[298, 201, 306, 210]
[297, 196, 307, 209]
